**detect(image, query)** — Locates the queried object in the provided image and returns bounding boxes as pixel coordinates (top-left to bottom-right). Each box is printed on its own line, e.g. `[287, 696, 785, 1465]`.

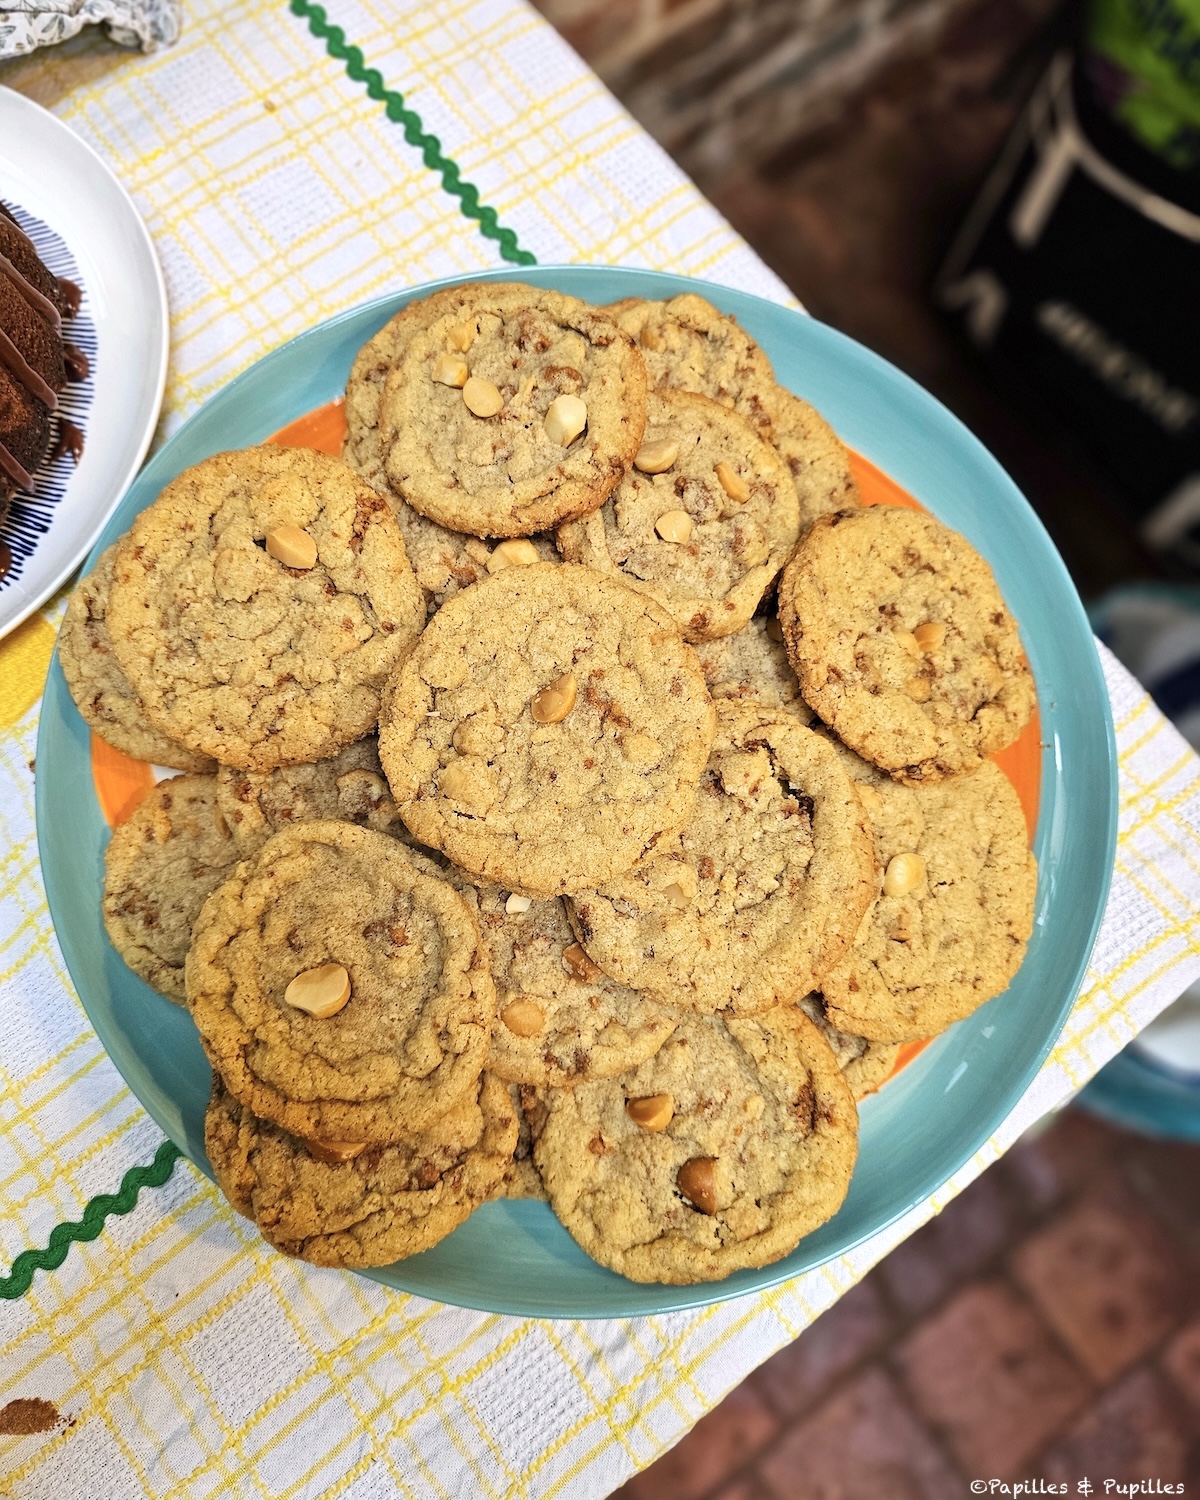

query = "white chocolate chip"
[284, 963, 351, 1018]
[501, 999, 544, 1037]
[634, 438, 680, 474]
[531, 672, 577, 724]
[914, 621, 947, 652]
[463, 376, 504, 418]
[447, 320, 476, 352]
[715, 462, 750, 503]
[265, 525, 318, 570]
[544, 394, 588, 447]
[487, 539, 540, 573]
[883, 851, 926, 897]
[432, 353, 469, 388]
[506, 893, 532, 915]
[655, 510, 693, 544]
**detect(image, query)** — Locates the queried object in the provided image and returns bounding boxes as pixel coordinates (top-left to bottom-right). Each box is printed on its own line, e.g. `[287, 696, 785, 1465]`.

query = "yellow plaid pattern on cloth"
[2, 1, 1200, 1493]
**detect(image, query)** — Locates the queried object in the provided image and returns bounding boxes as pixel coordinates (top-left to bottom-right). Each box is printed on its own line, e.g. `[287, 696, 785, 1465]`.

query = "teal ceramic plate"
[35, 266, 1117, 1318]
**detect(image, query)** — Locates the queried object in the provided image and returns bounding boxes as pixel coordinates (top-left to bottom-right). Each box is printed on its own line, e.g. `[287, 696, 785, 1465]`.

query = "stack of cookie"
[63, 281, 1037, 1287]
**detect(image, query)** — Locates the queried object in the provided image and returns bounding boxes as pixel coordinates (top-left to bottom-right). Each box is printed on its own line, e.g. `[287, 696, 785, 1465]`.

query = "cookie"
[214, 736, 406, 856]
[608, 295, 778, 437]
[463, 884, 676, 1087]
[779, 506, 1035, 784]
[567, 700, 875, 1017]
[106, 446, 425, 770]
[187, 821, 495, 1141]
[771, 389, 859, 529]
[533, 1008, 857, 1284]
[102, 774, 238, 1003]
[798, 994, 899, 1101]
[818, 755, 1037, 1042]
[382, 284, 646, 538]
[344, 285, 481, 497]
[343, 287, 560, 613]
[498, 1083, 549, 1200]
[395, 510, 560, 616]
[59, 545, 215, 771]
[557, 390, 799, 643]
[693, 614, 807, 714]
[207, 1071, 516, 1267]
[378, 562, 717, 897]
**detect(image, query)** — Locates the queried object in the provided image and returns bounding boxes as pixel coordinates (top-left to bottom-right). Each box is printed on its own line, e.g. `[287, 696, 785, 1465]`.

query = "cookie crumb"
[0, 1397, 62, 1435]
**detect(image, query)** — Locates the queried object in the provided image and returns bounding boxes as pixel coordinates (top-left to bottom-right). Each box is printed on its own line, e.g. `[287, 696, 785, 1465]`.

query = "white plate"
[0, 87, 167, 638]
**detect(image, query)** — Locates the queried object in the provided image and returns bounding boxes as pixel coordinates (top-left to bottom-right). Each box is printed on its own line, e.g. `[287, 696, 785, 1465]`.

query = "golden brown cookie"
[498, 1083, 549, 1201]
[102, 774, 238, 1002]
[779, 506, 1035, 784]
[693, 614, 807, 714]
[533, 1008, 857, 1284]
[106, 446, 425, 771]
[818, 754, 1038, 1043]
[343, 289, 561, 613]
[378, 562, 717, 897]
[59, 545, 215, 771]
[771, 389, 860, 530]
[187, 821, 495, 1141]
[567, 700, 875, 1017]
[214, 737, 406, 856]
[609, 294, 778, 437]
[463, 883, 676, 1087]
[798, 994, 899, 1101]
[382, 284, 646, 538]
[557, 390, 800, 642]
[207, 1071, 516, 1267]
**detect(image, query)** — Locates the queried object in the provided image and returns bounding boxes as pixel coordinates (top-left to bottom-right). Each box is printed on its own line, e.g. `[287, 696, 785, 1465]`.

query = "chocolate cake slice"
[0, 204, 87, 531]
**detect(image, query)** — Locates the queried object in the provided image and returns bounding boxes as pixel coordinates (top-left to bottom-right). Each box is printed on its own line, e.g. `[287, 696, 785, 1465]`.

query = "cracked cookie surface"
[818, 751, 1037, 1042]
[215, 736, 408, 856]
[106, 446, 425, 770]
[378, 563, 716, 897]
[557, 390, 799, 643]
[102, 773, 238, 1003]
[462, 882, 677, 1087]
[382, 284, 646, 538]
[187, 821, 495, 1141]
[533, 1008, 857, 1284]
[608, 294, 778, 438]
[568, 700, 875, 1016]
[798, 993, 899, 1100]
[60, 544, 215, 771]
[207, 1071, 516, 1266]
[694, 614, 807, 714]
[779, 506, 1034, 784]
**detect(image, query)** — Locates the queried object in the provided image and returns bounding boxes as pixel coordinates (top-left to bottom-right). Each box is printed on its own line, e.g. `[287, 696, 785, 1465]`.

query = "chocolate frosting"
[0, 251, 62, 329]
[0, 438, 33, 491]
[0, 327, 58, 410]
[51, 419, 84, 464]
[63, 345, 89, 381]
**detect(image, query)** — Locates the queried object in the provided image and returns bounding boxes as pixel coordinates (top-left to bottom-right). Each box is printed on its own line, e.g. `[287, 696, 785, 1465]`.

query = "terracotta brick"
[750, 1276, 893, 1417]
[616, 1382, 779, 1500]
[757, 1365, 961, 1500]
[1162, 1316, 1200, 1411]
[1000, 1108, 1122, 1211]
[1124, 1137, 1200, 1255]
[1040, 1367, 1190, 1484]
[1010, 1187, 1187, 1382]
[894, 1280, 1090, 1477]
[878, 1168, 1015, 1316]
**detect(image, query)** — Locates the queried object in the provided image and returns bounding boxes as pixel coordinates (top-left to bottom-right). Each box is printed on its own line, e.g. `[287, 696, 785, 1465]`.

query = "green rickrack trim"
[0, 1140, 181, 1300]
[289, 0, 538, 268]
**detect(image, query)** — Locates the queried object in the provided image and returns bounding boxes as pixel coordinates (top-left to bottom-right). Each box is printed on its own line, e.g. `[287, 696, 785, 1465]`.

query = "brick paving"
[612, 1111, 1200, 1496]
